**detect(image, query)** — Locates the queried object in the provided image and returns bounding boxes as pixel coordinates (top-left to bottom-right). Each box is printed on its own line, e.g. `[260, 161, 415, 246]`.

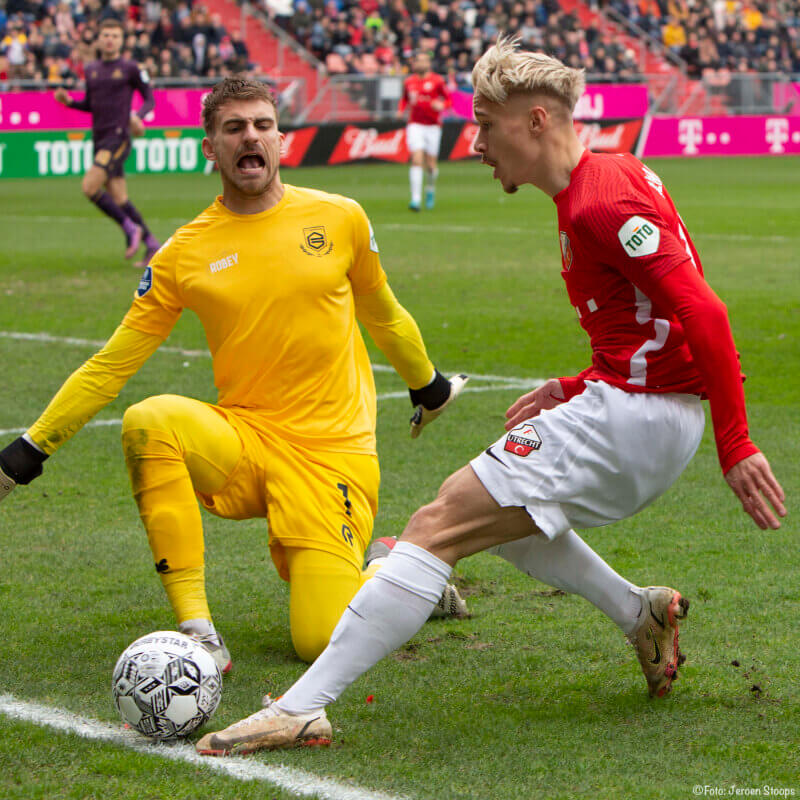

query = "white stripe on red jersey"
[555, 150, 714, 395]
[553, 150, 756, 473]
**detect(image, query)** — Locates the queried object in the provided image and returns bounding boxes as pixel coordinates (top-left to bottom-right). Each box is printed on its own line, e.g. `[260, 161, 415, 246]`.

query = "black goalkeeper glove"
[0, 437, 48, 501]
[409, 370, 469, 439]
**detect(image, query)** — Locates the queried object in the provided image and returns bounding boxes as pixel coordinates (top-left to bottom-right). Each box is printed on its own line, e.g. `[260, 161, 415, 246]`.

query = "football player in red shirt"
[399, 51, 450, 210]
[196, 39, 786, 754]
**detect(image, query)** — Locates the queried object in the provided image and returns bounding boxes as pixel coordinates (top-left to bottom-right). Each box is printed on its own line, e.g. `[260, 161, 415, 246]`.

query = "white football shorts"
[470, 380, 705, 540]
[406, 122, 442, 156]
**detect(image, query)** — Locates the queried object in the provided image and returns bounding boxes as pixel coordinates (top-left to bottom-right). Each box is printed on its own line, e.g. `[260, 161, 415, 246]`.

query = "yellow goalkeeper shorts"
[197, 405, 380, 581]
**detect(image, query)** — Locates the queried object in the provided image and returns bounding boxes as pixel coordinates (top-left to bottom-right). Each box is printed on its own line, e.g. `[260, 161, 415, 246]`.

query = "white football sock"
[492, 530, 642, 635]
[276, 541, 451, 714]
[410, 166, 423, 205]
[426, 167, 438, 189]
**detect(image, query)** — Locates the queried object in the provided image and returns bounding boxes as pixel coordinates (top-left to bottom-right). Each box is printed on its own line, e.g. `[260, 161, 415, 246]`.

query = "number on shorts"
[336, 482, 353, 517]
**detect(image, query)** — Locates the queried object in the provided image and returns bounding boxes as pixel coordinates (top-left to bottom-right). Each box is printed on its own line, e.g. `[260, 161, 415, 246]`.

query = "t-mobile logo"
[765, 118, 790, 154]
[678, 119, 703, 155]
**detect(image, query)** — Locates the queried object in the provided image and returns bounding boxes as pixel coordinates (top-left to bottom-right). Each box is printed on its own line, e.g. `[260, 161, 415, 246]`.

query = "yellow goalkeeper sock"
[159, 565, 212, 625]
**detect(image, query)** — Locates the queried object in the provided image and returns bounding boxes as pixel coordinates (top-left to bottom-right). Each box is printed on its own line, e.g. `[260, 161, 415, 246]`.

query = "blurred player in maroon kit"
[194, 38, 787, 755]
[55, 19, 159, 266]
[399, 51, 450, 211]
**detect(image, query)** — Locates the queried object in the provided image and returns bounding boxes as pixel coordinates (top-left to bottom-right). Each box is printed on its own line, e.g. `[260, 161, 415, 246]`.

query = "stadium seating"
[1, 0, 797, 117]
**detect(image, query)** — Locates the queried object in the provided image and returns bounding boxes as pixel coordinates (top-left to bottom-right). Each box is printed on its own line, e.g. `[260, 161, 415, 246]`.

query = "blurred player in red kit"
[399, 51, 450, 211]
[55, 18, 160, 266]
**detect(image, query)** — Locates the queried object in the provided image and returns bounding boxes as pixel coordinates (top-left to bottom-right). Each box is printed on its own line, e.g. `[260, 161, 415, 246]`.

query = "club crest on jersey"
[559, 231, 573, 270]
[504, 422, 542, 457]
[618, 215, 660, 257]
[301, 226, 333, 256]
[136, 266, 153, 297]
[112, 68, 123, 79]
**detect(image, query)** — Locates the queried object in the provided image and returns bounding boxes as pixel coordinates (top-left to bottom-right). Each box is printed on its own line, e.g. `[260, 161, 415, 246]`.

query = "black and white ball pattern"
[112, 631, 222, 740]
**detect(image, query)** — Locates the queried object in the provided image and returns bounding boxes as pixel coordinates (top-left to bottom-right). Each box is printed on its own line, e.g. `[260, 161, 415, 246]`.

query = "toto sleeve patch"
[617, 216, 660, 257]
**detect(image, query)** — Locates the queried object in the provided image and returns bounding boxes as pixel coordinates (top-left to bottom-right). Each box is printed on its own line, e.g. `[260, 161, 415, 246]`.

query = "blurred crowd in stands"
[264, 0, 643, 84]
[0, 0, 251, 82]
[603, 0, 800, 76]
[1, 0, 799, 86]
[259, 0, 800, 83]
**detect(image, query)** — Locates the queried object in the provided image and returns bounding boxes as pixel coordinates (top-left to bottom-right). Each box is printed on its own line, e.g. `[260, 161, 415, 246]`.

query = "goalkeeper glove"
[409, 370, 469, 439]
[0, 437, 48, 502]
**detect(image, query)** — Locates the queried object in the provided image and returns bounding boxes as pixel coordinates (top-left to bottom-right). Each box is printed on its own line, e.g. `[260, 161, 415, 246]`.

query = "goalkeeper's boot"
[181, 625, 232, 675]
[196, 696, 331, 755]
[627, 586, 689, 698]
[425, 186, 435, 210]
[365, 536, 469, 619]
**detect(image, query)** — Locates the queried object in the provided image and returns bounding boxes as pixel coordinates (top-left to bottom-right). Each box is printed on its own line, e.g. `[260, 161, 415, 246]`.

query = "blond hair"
[472, 37, 586, 111]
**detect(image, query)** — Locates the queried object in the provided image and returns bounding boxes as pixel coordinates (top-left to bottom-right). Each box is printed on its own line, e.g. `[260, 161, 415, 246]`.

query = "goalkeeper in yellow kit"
[0, 77, 468, 669]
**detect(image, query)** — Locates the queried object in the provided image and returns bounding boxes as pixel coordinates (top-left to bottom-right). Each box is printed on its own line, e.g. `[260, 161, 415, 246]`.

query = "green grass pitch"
[0, 157, 797, 800]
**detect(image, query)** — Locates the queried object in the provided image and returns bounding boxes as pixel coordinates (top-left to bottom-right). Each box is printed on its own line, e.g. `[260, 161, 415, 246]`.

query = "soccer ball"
[111, 630, 222, 740]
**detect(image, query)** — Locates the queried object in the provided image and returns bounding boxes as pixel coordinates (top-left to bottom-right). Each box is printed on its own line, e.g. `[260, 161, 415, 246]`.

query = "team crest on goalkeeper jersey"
[504, 422, 542, 457]
[301, 226, 333, 256]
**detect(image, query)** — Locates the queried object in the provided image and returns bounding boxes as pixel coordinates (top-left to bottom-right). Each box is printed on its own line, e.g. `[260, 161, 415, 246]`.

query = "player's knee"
[110, 186, 128, 205]
[123, 397, 164, 433]
[81, 176, 99, 198]
[121, 396, 184, 454]
[292, 622, 334, 663]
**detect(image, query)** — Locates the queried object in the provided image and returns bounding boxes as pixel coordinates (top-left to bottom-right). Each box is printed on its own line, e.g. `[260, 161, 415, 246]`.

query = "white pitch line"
[0, 695, 406, 800]
[0, 330, 210, 359]
[0, 216, 794, 242]
[380, 222, 549, 236]
[0, 330, 540, 386]
[0, 382, 541, 438]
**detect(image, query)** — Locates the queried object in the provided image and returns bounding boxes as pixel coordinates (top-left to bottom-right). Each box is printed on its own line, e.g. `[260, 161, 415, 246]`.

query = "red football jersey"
[555, 150, 707, 394]
[399, 72, 449, 125]
[554, 150, 756, 472]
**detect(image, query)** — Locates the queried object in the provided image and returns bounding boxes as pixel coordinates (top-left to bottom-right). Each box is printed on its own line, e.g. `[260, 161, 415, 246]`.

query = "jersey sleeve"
[69, 86, 91, 112]
[354, 282, 435, 390]
[648, 260, 758, 473]
[398, 79, 409, 114]
[572, 190, 693, 298]
[345, 200, 387, 296]
[122, 235, 183, 338]
[27, 324, 162, 454]
[132, 63, 154, 118]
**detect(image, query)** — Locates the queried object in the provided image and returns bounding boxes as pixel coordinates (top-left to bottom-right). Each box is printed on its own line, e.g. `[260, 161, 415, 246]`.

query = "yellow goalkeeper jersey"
[123, 185, 387, 453]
